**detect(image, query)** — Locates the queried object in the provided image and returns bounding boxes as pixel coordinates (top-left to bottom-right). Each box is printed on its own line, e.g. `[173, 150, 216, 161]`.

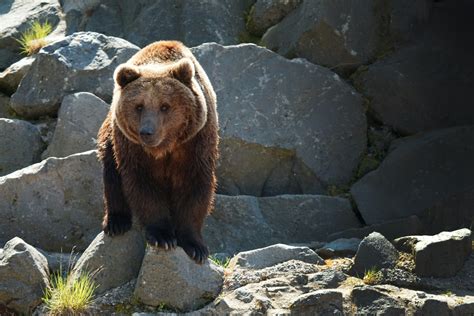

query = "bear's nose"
[139, 126, 154, 136]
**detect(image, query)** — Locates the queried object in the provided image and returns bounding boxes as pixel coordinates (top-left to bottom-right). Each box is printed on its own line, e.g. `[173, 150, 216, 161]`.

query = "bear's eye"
[136, 105, 143, 112]
[160, 104, 169, 112]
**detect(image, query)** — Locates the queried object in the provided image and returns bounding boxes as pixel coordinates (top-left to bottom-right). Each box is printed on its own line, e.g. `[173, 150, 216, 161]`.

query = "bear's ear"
[114, 64, 141, 88]
[170, 58, 195, 85]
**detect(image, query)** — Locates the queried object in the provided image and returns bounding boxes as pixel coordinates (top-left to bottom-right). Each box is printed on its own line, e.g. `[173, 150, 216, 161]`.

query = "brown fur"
[97, 41, 218, 264]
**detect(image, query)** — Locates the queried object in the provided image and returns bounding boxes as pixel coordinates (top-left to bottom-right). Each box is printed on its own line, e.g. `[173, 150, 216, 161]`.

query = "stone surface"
[0, 150, 103, 251]
[0, 56, 35, 95]
[192, 43, 366, 193]
[351, 126, 474, 228]
[0, 237, 49, 314]
[0, 0, 60, 70]
[134, 247, 224, 312]
[317, 238, 361, 258]
[0, 118, 43, 176]
[42, 92, 109, 159]
[11, 32, 139, 118]
[354, 0, 474, 134]
[0, 93, 9, 118]
[350, 232, 398, 277]
[204, 194, 361, 255]
[351, 285, 405, 315]
[394, 229, 472, 278]
[229, 244, 323, 270]
[417, 298, 450, 316]
[289, 289, 344, 315]
[72, 230, 145, 294]
[63, 0, 254, 47]
[307, 269, 347, 289]
[247, 0, 302, 36]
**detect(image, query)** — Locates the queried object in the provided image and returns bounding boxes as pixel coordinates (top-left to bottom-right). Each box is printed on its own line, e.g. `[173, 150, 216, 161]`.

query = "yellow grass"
[16, 20, 52, 55]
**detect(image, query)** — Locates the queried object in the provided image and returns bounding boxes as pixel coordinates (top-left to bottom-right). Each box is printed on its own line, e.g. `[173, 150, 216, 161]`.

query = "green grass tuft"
[43, 270, 98, 315]
[363, 267, 382, 285]
[209, 255, 231, 268]
[16, 20, 53, 56]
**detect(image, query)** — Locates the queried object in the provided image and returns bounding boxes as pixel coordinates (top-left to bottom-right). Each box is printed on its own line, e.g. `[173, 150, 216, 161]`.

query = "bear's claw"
[145, 225, 177, 251]
[178, 238, 209, 265]
[103, 214, 132, 236]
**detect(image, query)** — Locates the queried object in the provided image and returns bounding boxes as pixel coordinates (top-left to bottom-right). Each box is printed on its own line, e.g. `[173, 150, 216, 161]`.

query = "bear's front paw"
[178, 236, 209, 265]
[103, 214, 132, 236]
[145, 225, 177, 250]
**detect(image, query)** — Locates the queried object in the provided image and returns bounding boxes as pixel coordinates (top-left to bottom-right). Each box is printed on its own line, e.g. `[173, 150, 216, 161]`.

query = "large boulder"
[0, 93, 9, 118]
[0, 56, 35, 95]
[353, 0, 474, 134]
[351, 126, 474, 229]
[0, 150, 103, 251]
[0, 237, 49, 314]
[42, 92, 109, 159]
[289, 289, 344, 315]
[204, 194, 361, 255]
[192, 43, 366, 194]
[0, 0, 60, 70]
[134, 247, 224, 312]
[62, 0, 254, 47]
[0, 118, 43, 176]
[10, 32, 139, 118]
[247, 0, 302, 36]
[72, 230, 145, 294]
[351, 285, 406, 315]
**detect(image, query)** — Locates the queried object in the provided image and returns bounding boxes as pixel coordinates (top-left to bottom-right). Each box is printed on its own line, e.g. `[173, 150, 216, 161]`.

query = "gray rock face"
[42, 92, 109, 159]
[134, 247, 224, 312]
[0, 93, 9, 118]
[394, 229, 472, 278]
[0, 150, 103, 251]
[229, 244, 323, 270]
[0, 0, 60, 70]
[63, 0, 254, 47]
[351, 285, 405, 315]
[308, 269, 347, 289]
[289, 289, 344, 315]
[0, 56, 35, 95]
[204, 194, 361, 255]
[0, 237, 49, 314]
[350, 232, 398, 277]
[318, 238, 361, 258]
[0, 118, 43, 176]
[351, 126, 474, 228]
[11, 32, 139, 118]
[72, 230, 145, 294]
[247, 0, 302, 36]
[192, 43, 366, 193]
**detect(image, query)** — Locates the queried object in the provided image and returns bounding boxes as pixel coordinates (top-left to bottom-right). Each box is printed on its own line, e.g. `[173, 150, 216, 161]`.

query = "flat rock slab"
[134, 247, 223, 312]
[351, 126, 474, 229]
[72, 230, 145, 294]
[0, 56, 35, 95]
[192, 43, 366, 194]
[0, 150, 103, 251]
[394, 229, 472, 277]
[229, 244, 323, 270]
[318, 238, 361, 258]
[42, 92, 109, 159]
[289, 289, 344, 315]
[351, 285, 406, 315]
[0, 237, 49, 314]
[0, 118, 43, 176]
[204, 194, 361, 255]
[11, 32, 139, 118]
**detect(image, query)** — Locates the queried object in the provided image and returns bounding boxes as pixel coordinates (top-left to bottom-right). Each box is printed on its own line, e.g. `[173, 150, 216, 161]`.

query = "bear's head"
[111, 58, 207, 157]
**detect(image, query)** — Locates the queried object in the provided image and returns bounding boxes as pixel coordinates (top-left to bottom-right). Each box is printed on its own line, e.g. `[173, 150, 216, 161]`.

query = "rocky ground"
[0, 0, 473, 315]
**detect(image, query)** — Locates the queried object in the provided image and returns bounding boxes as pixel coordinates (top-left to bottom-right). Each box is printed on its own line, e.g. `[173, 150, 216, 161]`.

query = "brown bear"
[97, 41, 218, 264]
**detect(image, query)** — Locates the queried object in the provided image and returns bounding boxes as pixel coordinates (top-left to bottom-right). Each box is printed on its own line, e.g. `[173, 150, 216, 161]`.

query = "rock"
[417, 298, 450, 316]
[0, 150, 103, 251]
[351, 285, 405, 315]
[453, 301, 474, 316]
[0, 56, 35, 95]
[328, 216, 424, 241]
[394, 229, 472, 278]
[379, 268, 421, 289]
[353, 0, 474, 134]
[289, 289, 344, 315]
[351, 126, 474, 228]
[247, 0, 302, 36]
[0, 118, 43, 176]
[0, 237, 49, 314]
[204, 194, 361, 255]
[389, 0, 432, 44]
[11, 32, 139, 118]
[0, 93, 11, 118]
[42, 92, 109, 159]
[307, 269, 347, 289]
[317, 238, 361, 258]
[63, 0, 254, 47]
[134, 247, 224, 312]
[350, 232, 398, 277]
[192, 43, 366, 194]
[229, 244, 323, 270]
[0, 0, 60, 69]
[37, 250, 79, 274]
[72, 230, 145, 294]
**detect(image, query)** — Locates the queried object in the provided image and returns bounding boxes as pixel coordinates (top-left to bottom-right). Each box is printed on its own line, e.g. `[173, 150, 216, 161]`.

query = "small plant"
[443, 290, 453, 297]
[43, 270, 98, 315]
[16, 20, 52, 56]
[209, 255, 231, 268]
[363, 267, 382, 285]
